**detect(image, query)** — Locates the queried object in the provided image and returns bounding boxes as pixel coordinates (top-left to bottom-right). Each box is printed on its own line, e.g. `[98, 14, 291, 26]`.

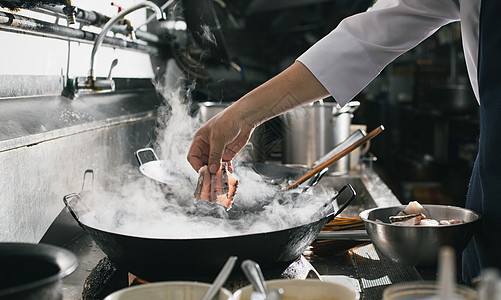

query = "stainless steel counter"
[0, 88, 160, 243]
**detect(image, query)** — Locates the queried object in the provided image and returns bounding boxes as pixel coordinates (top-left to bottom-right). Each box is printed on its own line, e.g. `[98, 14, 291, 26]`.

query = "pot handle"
[328, 183, 356, 219]
[134, 147, 159, 166]
[62, 169, 94, 227]
[332, 101, 360, 117]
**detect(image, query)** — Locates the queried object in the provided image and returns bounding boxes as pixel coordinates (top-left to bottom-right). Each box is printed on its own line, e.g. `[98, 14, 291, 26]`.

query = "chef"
[187, 0, 500, 284]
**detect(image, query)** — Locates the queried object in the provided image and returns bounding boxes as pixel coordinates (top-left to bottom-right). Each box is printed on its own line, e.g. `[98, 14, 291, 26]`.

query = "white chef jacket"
[297, 0, 481, 107]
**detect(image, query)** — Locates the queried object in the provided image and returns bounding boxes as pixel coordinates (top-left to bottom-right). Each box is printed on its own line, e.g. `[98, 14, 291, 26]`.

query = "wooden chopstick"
[285, 125, 385, 190]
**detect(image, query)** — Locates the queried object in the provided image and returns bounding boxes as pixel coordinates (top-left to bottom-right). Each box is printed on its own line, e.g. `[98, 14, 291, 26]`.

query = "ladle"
[201, 256, 237, 300]
[241, 260, 283, 300]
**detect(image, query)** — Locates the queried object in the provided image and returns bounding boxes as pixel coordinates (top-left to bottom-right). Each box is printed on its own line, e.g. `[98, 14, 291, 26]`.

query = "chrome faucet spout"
[89, 1, 166, 79]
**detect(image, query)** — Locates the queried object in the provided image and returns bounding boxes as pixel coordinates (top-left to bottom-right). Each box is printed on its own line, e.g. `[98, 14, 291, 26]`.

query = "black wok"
[63, 166, 355, 282]
[0, 243, 78, 300]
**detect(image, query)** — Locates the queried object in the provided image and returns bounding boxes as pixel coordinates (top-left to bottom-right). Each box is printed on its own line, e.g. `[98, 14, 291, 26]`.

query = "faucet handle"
[107, 58, 119, 80]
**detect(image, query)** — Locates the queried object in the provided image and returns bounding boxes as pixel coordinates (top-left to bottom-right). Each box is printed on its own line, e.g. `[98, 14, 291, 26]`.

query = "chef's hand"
[187, 108, 254, 173]
[187, 61, 330, 173]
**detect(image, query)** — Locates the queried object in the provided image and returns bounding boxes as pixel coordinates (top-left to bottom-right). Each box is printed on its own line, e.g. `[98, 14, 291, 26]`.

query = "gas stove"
[44, 215, 321, 300]
[80, 253, 320, 300]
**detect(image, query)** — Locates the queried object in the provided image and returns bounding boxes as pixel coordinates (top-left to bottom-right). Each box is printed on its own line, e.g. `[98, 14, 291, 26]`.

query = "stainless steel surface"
[0, 90, 159, 243]
[316, 229, 370, 241]
[313, 129, 366, 167]
[359, 205, 480, 266]
[309, 170, 401, 215]
[198, 101, 234, 123]
[282, 101, 359, 174]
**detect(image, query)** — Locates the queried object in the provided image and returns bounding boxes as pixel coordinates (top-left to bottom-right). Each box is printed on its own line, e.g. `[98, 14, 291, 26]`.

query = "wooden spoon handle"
[285, 125, 385, 190]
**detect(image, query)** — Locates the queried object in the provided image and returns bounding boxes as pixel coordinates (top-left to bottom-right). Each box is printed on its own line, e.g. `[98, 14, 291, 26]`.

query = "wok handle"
[63, 193, 84, 227]
[134, 147, 159, 166]
[328, 183, 356, 220]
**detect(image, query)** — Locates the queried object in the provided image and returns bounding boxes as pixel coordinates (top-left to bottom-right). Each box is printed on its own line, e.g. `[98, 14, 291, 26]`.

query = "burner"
[82, 255, 320, 299]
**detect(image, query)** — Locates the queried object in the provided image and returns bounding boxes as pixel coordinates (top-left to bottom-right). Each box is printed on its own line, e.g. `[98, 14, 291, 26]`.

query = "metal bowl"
[359, 205, 480, 266]
[103, 281, 233, 300]
[235, 279, 358, 300]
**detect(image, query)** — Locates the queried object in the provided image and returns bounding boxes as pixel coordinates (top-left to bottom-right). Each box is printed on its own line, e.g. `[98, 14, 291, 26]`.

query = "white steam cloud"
[69, 60, 338, 239]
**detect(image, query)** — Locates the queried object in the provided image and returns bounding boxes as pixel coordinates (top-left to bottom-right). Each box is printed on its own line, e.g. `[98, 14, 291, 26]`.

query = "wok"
[0, 243, 78, 300]
[359, 205, 480, 266]
[63, 167, 355, 282]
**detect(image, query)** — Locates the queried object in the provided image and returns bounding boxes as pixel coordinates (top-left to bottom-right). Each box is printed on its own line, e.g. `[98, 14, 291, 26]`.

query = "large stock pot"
[282, 100, 360, 174]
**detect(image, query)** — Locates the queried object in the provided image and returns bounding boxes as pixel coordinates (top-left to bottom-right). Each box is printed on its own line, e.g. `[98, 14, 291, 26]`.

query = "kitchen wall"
[0, 1, 169, 242]
[0, 0, 154, 81]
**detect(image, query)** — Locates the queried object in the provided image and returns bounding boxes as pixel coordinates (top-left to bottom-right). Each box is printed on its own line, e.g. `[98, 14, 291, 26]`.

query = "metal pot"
[359, 205, 480, 266]
[198, 101, 235, 123]
[0, 243, 78, 300]
[282, 101, 359, 174]
[63, 167, 355, 282]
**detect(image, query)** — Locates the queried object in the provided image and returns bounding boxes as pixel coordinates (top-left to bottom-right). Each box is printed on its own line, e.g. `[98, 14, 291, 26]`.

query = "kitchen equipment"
[103, 281, 234, 300]
[437, 247, 455, 300]
[135, 148, 190, 184]
[282, 100, 360, 174]
[241, 259, 283, 300]
[359, 205, 480, 266]
[382, 281, 477, 300]
[198, 101, 235, 123]
[202, 256, 237, 300]
[0, 242, 78, 300]
[63, 172, 356, 282]
[312, 128, 367, 168]
[241, 260, 267, 296]
[235, 279, 358, 300]
[285, 125, 384, 190]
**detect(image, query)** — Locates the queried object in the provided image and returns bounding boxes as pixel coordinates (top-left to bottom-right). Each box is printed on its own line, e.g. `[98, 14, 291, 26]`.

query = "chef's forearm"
[231, 61, 329, 127]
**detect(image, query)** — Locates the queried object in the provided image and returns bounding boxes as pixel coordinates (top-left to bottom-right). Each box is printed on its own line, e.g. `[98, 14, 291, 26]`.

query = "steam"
[70, 59, 337, 239]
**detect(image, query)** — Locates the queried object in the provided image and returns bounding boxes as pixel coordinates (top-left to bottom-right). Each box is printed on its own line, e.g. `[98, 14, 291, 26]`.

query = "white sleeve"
[297, 0, 460, 106]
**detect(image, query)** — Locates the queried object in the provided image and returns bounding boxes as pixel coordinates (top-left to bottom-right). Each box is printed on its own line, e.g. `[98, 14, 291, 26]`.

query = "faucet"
[74, 1, 166, 95]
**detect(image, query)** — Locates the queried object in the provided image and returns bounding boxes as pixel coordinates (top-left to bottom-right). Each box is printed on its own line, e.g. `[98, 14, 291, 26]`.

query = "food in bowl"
[386, 201, 465, 226]
[359, 204, 480, 266]
[234, 279, 358, 300]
